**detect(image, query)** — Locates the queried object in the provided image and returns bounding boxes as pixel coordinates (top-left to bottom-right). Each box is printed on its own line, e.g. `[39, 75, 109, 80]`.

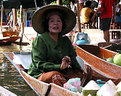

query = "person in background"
[81, 1, 97, 28]
[90, 0, 98, 10]
[91, 0, 115, 42]
[28, 5, 92, 87]
[78, 0, 86, 14]
[115, 4, 121, 29]
[70, 0, 77, 16]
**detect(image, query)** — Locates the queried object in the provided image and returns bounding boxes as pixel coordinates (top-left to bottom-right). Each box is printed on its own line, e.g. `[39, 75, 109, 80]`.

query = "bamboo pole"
[12, 8, 17, 27]
[20, 5, 23, 23]
[19, 5, 24, 45]
[1, 5, 3, 32]
[76, 0, 81, 32]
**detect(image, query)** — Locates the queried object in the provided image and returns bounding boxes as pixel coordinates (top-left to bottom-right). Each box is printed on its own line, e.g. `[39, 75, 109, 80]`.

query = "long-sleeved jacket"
[28, 32, 81, 78]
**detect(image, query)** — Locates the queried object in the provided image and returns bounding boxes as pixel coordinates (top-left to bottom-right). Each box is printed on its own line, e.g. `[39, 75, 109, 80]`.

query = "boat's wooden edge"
[20, 71, 82, 96]
[99, 47, 117, 59]
[49, 83, 81, 96]
[20, 71, 50, 96]
[3, 52, 49, 96]
[3, 52, 21, 71]
[76, 45, 121, 79]
[3, 52, 83, 96]
[0, 86, 17, 96]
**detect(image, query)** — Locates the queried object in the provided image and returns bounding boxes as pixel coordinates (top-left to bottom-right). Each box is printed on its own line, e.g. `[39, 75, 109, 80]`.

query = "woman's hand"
[60, 56, 71, 70]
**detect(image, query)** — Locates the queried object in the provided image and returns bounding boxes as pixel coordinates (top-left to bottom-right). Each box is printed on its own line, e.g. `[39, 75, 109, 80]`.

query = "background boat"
[76, 45, 121, 79]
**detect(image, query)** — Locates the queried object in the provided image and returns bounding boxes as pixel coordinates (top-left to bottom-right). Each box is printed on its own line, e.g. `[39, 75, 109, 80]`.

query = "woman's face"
[48, 14, 63, 34]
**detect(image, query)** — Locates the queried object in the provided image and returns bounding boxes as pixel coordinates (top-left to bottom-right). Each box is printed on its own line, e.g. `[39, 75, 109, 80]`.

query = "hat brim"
[32, 5, 76, 35]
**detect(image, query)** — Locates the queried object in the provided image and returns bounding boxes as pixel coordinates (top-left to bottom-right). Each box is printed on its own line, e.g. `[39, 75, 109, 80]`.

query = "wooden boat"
[2, 30, 20, 37]
[0, 27, 21, 44]
[3, 52, 81, 96]
[2, 26, 20, 37]
[76, 45, 121, 79]
[0, 37, 20, 44]
[3, 47, 121, 95]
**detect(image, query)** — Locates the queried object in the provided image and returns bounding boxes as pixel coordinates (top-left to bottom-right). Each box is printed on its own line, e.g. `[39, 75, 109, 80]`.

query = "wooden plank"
[81, 29, 121, 32]
[110, 29, 121, 32]
[0, 86, 17, 96]
[1, 5, 3, 32]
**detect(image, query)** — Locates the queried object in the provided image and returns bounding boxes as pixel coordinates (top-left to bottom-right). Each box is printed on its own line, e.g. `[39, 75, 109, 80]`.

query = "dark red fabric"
[99, 0, 115, 19]
[38, 65, 92, 87]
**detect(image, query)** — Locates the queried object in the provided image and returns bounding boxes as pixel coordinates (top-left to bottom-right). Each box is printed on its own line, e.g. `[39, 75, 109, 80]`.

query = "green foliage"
[50, 0, 70, 5]
[51, 1, 57, 4]
[62, 0, 69, 5]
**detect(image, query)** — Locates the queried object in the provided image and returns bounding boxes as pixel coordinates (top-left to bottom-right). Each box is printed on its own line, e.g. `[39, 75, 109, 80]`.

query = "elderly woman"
[28, 5, 92, 87]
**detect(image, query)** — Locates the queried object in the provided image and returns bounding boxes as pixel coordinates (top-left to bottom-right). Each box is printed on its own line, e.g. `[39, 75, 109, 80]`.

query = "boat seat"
[78, 45, 100, 57]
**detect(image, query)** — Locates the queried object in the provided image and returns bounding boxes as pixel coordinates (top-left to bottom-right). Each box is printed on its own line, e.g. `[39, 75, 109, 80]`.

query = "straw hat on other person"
[32, 5, 76, 35]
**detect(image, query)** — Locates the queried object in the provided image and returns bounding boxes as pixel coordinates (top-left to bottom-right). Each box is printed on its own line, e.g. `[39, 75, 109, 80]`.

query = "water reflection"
[0, 44, 37, 96]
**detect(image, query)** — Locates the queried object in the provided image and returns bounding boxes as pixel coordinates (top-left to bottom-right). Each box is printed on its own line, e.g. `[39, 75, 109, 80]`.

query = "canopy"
[1, 0, 56, 9]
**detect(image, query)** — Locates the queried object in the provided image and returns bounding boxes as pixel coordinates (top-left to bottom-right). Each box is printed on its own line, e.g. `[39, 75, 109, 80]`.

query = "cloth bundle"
[63, 78, 82, 93]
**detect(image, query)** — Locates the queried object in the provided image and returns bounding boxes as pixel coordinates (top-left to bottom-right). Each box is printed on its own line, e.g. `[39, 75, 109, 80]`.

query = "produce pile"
[81, 80, 121, 96]
[63, 78, 121, 96]
[106, 53, 121, 66]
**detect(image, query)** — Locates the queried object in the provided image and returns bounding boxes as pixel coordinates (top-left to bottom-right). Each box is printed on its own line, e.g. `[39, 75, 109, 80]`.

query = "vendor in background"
[28, 5, 92, 87]
[70, 0, 77, 16]
[79, 0, 86, 14]
[81, 1, 97, 28]
[91, 0, 115, 42]
[115, 4, 121, 29]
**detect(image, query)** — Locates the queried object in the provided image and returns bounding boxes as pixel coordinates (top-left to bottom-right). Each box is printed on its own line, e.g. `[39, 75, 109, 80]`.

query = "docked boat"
[3, 45, 121, 95]
[76, 45, 121, 79]
[0, 26, 20, 44]
[0, 37, 20, 44]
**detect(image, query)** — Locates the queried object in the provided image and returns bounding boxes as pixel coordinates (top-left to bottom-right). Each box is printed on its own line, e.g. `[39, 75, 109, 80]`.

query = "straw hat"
[32, 5, 76, 35]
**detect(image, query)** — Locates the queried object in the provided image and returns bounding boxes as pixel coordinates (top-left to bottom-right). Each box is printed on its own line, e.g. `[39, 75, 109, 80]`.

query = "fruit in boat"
[97, 80, 118, 96]
[82, 80, 100, 96]
[113, 54, 121, 66]
[117, 81, 121, 96]
[106, 57, 114, 63]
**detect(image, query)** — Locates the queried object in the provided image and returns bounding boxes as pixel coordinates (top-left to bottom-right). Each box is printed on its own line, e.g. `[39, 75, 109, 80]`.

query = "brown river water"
[0, 44, 37, 96]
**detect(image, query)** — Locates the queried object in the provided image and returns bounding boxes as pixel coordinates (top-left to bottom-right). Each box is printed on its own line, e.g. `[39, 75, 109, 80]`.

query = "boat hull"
[3, 52, 81, 96]
[0, 37, 20, 44]
[3, 49, 121, 96]
[2, 30, 19, 37]
[76, 45, 121, 79]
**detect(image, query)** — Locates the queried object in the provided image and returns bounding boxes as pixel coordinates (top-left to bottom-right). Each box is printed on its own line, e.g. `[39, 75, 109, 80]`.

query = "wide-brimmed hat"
[32, 5, 76, 35]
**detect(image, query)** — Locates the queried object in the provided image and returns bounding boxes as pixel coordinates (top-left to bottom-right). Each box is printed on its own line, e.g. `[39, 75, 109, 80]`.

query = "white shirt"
[79, 0, 85, 3]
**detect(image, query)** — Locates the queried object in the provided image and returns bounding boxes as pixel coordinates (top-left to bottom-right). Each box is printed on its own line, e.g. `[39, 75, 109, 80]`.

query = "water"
[0, 44, 37, 96]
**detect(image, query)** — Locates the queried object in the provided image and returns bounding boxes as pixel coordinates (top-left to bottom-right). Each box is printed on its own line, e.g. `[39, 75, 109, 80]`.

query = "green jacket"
[28, 32, 81, 78]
